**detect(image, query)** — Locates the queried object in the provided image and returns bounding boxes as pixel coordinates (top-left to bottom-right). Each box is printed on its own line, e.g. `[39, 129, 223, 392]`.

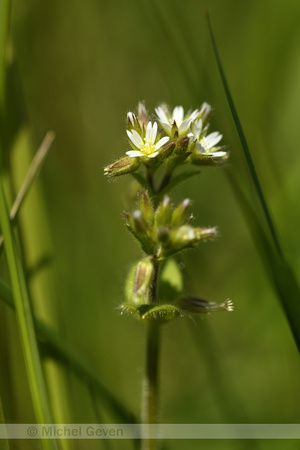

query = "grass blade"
[10, 131, 55, 221]
[0, 177, 58, 450]
[207, 13, 300, 351]
[228, 172, 300, 352]
[206, 12, 283, 261]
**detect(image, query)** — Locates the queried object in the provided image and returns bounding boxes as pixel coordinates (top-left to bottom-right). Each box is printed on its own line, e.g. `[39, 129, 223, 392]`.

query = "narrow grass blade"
[206, 13, 283, 261]
[228, 172, 300, 352]
[0, 278, 135, 423]
[0, 179, 58, 450]
[10, 131, 55, 221]
[0, 131, 54, 249]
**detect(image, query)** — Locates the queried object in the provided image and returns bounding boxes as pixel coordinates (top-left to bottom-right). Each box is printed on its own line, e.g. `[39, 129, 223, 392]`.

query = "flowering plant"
[104, 102, 232, 449]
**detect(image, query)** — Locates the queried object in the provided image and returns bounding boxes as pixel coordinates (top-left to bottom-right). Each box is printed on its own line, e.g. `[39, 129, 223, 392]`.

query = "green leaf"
[158, 258, 184, 302]
[120, 303, 182, 323]
[141, 304, 182, 322]
[119, 303, 141, 320]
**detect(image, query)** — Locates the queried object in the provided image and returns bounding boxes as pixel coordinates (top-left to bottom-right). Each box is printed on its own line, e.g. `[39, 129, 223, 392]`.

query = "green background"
[1, 0, 300, 449]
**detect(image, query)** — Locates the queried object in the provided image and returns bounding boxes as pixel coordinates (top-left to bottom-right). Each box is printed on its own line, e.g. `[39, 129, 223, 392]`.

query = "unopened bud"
[139, 191, 154, 226]
[104, 156, 140, 177]
[171, 225, 196, 248]
[171, 137, 190, 164]
[156, 140, 176, 162]
[156, 226, 170, 244]
[138, 102, 148, 126]
[171, 198, 191, 227]
[190, 150, 228, 166]
[193, 226, 218, 241]
[131, 210, 148, 235]
[178, 297, 233, 313]
[132, 257, 154, 304]
[155, 196, 172, 226]
[127, 112, 142, 134]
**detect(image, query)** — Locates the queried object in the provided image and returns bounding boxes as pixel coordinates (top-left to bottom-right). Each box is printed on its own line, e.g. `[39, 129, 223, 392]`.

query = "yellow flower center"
[142, 137, 156, 155]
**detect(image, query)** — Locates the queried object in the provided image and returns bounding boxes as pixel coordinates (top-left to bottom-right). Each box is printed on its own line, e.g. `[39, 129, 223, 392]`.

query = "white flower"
[189, 119, 226, 159]
[199, 102, 212, 121]
[126, 121, 169, 159]
[155, 105, 199, 137]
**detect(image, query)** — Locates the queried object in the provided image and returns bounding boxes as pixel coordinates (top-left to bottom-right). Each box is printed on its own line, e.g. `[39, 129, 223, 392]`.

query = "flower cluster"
[123, 190, 217, 260]
[104, 102, 228, 177]
[104, 102, 232, 322]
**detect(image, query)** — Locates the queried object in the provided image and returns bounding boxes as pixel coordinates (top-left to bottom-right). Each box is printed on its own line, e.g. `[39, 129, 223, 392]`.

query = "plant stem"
[142, 322, 160, 450]
[142, 259, 161, 450]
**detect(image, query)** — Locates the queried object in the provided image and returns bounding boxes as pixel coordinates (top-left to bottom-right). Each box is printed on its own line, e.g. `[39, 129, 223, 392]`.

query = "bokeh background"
[1, 0, 300, 449]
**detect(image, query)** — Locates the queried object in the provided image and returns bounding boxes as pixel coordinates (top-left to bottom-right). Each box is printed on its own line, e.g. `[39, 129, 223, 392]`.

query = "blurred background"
[1, 0, 300, 449]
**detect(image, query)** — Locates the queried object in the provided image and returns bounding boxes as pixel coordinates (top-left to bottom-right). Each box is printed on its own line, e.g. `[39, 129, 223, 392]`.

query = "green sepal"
[119, 303, 182, 323]
[141, 304, 182, 322]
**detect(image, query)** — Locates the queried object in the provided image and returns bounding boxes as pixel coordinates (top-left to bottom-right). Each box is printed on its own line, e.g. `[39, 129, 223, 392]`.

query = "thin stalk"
[142, 256, 161, 449]
[0, 175, 57, 450]
[142, 323, 160, 450]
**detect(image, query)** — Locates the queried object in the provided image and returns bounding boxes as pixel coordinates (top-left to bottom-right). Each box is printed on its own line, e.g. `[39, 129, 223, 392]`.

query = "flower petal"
[126, 129, 143, 149]
[190, 118, 203, 139]
[155, 106, 169, 124]
[172, 106, 184, 123]
[146, 121, 157, 143]
[205, 151, 227, 158]
[199, 102, 211, 120]
[204, 132, 223, 149]
[127, 112, 135, 126]
[155, 136, 170, 150]
[126, 150, 144, 158]
[148, 151, 159, 158]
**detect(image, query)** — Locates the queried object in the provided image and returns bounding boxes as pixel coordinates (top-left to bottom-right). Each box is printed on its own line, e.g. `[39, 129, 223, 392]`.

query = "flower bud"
[127, 112, 142, 134]
[104, 156, 140, 177]
[131, 210, 148, 235]
[177, 297, 233, 313]
[156, 140, 176, 162]
[155, 196, 172, 226]
[139, 191, 154, 226]
[190, 151, 228, 166]
[132, 257, 154, 304]
[171, 198, 191, 227]
[138, 102, 148, 126]
[156, 226, 170, 244]
[193, 226, 218, 241]
[170, 137, 190, 164]
[171, 225, 196, 249]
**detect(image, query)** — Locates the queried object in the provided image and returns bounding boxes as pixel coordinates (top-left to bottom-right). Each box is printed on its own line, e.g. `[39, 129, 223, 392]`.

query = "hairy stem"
[142, 259, 161, 450]
[142, 322, 160, 450]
